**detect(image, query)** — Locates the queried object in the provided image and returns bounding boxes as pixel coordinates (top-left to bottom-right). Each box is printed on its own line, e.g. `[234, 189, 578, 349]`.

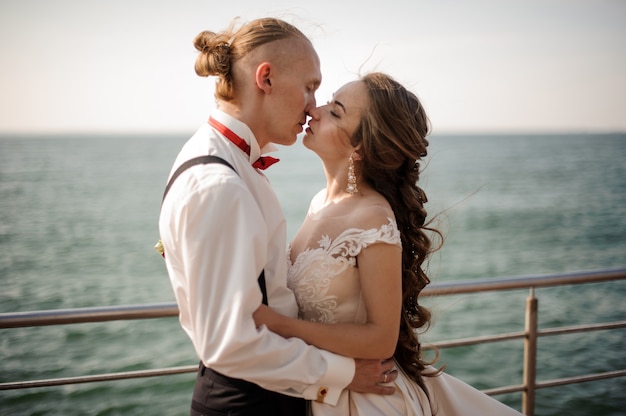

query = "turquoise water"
[1, 133, 625, 415]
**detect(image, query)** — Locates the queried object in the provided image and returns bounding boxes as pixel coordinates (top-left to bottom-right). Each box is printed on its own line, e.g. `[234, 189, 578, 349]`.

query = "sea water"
[1, 132, 625, 415]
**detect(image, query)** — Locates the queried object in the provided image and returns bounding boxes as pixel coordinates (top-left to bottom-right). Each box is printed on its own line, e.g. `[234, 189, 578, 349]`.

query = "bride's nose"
[307, 106, 322, 120]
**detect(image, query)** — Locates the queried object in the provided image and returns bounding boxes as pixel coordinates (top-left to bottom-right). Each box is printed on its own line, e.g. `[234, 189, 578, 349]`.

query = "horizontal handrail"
[420, 267, 626, 296]
[481, 369, 626, 396]
[425, 330, 526, 349]
[425, 320, 626, 350]
[0, 302, 179, 329]
[534, 369, 626, 389]
[2, 267, 625, 329]
[0, 366, 198, 390]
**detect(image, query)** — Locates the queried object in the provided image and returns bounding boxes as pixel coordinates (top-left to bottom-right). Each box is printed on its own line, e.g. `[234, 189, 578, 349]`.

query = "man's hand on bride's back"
[348, 358, 398, 395]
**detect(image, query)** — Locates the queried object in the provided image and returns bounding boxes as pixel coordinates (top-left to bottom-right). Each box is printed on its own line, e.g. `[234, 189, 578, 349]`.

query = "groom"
[158, 17, 397, 415]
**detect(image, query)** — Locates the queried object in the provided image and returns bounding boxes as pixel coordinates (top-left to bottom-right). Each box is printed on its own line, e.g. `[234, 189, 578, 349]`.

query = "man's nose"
[306, 94, 317, 112]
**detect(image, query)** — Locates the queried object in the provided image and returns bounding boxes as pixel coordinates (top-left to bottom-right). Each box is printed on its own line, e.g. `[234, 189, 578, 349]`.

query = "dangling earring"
[346, 153, 358, 195]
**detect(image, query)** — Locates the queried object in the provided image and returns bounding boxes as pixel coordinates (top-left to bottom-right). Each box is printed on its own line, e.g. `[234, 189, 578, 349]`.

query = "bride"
[254, 72, 521, 415]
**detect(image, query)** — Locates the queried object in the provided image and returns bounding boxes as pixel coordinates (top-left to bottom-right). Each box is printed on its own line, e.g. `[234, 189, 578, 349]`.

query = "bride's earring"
[346, 154, 358, 195]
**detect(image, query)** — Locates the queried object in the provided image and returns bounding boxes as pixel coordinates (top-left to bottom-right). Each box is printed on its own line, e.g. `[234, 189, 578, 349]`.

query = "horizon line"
[1, 128, 625, 138]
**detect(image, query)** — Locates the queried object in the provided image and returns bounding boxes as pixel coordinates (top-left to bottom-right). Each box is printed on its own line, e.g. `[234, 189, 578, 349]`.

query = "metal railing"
[1, 268, 625, 416]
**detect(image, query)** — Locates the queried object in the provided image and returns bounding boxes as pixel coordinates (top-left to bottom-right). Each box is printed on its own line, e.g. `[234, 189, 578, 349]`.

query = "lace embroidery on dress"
[287, 218, 401, 323]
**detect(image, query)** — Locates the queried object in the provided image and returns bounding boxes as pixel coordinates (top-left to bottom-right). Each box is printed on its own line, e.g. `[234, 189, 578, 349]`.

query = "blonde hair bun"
[193, 31, 231, 77]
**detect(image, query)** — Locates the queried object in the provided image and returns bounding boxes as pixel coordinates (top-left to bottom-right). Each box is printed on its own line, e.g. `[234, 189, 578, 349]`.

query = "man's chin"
[275, 134, 299, 147]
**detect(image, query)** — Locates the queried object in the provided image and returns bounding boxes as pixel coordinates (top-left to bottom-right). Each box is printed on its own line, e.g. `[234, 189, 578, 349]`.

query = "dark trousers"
[190, 363, 307, 416]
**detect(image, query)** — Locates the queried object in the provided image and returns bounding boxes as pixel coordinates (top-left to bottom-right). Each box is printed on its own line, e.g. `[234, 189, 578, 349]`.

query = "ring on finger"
[383, 373, 388, 383]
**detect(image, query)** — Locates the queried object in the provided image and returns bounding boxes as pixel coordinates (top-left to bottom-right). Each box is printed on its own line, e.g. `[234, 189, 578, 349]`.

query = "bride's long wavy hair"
[351, 72, 443, 392]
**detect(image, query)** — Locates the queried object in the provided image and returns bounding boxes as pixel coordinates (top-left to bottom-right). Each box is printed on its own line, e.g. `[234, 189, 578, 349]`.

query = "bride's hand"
[253, 305, 294, 338]
[253, 304, 278, 329]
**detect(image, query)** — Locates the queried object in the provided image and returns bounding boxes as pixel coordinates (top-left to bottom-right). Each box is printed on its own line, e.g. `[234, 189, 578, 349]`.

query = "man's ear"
[255, 62, 273, 94]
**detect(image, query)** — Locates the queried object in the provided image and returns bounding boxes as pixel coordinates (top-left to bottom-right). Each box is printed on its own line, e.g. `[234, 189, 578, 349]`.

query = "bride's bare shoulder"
[348, 191, 396, 230]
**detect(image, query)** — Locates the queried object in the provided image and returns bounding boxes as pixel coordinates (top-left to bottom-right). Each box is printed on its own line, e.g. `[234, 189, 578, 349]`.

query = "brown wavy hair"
[193, 18, 310, 101]
[352, 72, 442, 392]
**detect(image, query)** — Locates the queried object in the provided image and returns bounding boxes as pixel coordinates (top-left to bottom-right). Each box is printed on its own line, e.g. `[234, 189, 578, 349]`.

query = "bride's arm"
[253, 242, 402, 359]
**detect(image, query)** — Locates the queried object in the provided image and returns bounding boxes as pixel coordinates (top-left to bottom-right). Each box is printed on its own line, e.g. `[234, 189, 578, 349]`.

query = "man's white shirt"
[158, 110, 354, 404]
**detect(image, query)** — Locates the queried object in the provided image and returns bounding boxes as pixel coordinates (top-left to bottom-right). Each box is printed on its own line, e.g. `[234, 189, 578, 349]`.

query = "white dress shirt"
[158, 110, 355, 404]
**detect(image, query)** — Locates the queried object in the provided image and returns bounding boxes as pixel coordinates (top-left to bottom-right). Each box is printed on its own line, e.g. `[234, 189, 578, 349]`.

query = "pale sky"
[1, 0, 624, 134]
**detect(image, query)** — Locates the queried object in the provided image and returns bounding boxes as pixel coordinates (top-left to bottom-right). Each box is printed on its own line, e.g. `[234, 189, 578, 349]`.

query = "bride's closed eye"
[326, 101, 340, 118]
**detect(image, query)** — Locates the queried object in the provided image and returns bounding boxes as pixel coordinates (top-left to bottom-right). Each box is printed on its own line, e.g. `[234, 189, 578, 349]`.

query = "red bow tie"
[208, 117, 279, 170]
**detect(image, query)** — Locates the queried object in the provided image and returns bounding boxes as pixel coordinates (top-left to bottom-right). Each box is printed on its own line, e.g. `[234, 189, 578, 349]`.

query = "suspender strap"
[258, 270, 268, 306]
[158, 154, 268, 305]
[161, 155, 235, 204]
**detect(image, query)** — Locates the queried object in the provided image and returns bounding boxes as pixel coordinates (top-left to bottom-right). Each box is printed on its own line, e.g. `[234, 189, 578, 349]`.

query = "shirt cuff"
[301, 351, 355, 405]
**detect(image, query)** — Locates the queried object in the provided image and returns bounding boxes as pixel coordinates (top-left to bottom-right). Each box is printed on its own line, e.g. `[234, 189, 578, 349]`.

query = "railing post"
[522, 287, 538, 416]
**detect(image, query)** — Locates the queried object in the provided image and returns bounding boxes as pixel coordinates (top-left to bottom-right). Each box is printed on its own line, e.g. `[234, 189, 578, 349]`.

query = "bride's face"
[303, 80, 369, 160]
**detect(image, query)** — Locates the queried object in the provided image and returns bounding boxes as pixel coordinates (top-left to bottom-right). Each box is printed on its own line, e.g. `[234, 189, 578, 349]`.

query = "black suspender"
[158, 155, 268, 305]
[257, 270, 268, 306]
[161, 155, 235, 203]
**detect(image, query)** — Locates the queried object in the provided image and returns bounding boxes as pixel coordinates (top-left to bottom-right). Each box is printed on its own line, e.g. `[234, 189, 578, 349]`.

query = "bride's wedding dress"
[287, 216, 521, 416]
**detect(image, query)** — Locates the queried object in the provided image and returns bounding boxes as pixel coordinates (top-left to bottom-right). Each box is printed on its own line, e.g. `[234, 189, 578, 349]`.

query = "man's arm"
[162, 170, 381, 403]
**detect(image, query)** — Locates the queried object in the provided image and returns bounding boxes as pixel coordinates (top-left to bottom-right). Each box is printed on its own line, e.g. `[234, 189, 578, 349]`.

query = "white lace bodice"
[287, 218, 401, 324]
